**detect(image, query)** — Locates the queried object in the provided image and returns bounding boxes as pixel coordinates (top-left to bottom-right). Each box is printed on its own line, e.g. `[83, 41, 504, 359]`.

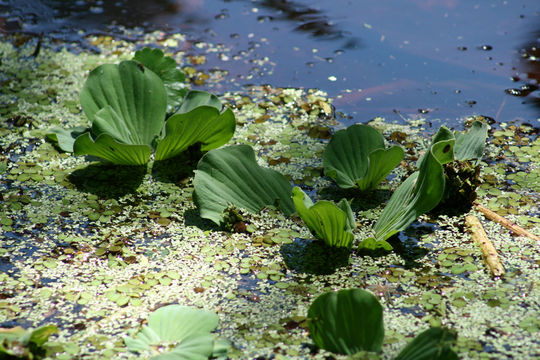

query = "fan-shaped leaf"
[323, 124, 404, 191]
[395, 327, 458, 360]
[193, 145, 295, 225]
[124, 305, 219, 359]
[308, 288, 384, 355]
[80, 60, 167, 146]
[292, 187, 355, 248]
[133, 47, 187, 113]
[154, 95, 235, 161]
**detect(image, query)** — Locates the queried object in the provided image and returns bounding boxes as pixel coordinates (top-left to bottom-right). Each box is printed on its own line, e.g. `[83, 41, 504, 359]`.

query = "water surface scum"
[0, 34, 539, 359]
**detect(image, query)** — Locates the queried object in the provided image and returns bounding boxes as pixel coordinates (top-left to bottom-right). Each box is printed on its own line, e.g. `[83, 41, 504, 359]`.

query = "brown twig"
[465, 215, 505, 277]
[473, 202, 540, 241]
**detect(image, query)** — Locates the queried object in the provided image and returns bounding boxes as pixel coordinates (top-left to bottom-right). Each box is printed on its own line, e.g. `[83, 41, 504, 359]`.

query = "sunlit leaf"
[454, 120, 488, 163]
[73, 132, 151, 166]
[133, 47, 187, 113]
[124, 305, 221, 360]
[193, 145, 295, 225]
[292, 187, 355, 248]
[80, 60, 167, 146]
[154, 91, 235, 161]
[372, 127, 455, 243]
[46, 126, 89, 153]
[323, 124, 404, 191]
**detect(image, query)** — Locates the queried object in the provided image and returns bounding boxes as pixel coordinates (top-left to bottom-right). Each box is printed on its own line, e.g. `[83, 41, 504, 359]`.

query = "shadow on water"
[281, 238, 350, 275]
[151, 144, 203, 184]
[68, 162, 146, 199]
[354, 222, 435, 270]
[317, 185, 391, 211]
[182, 208, 219, 231]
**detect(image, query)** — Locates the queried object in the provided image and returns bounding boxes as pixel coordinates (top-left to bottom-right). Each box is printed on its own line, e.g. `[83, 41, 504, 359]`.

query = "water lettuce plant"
[308, 288, 458, 359]
[124, 305, 227, 360]
[292, 187, 356, 248]
[193, 145, 295, 225]
[133, 47, 187, 113]
[47, 56, 235, 165]
[0, 324, 57, 359]
[323, 124, 404, 191]
[362, 121, 487, 249]
[308, 288, 384, 355]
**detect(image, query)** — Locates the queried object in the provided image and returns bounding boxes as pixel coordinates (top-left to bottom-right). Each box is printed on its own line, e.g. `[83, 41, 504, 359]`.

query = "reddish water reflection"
[1, 0, 539, 127]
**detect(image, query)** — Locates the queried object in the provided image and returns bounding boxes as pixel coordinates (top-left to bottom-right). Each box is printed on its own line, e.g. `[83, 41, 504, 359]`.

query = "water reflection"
[1, 0, 539, 125]
[516, 29, 540, 112]
[255, 0, 361, 48]
[0, 0, 206, 36]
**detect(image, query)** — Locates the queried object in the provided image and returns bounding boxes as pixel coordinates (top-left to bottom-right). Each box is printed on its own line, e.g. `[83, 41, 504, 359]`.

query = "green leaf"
[124, 305, 219, 359]
[133, 47, 187, 113]
[323, 124, 404, 191]
[0, 325, 57, 358]
[73, 132, 151, 166]
[373, 127, 456, 242]
[154, 92, 235, 161]
[358, 237, 393, 251]
[46, 126, 89, 153]
[177, 90, 222, 114]
[193, 145, 295, 225]
[75, 60, 167, 164]
[27, 325, 58, 347]
[454, 120, 488, 163]
[395, 327, 458, 360]
[308, 288, 384, 355]
[292, 187, 355, 248]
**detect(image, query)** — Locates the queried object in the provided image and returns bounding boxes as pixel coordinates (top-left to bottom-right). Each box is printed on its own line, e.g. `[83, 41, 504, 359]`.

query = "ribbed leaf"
[73, 132, 151, 166]
[124, 305, 219, 359]
[308, 289, 384, 355]
[373, 127, 455, 243]
[395, 327, 458, 360]
[80, 60, 166, 146]
[133, 47, 186, 113]
[323, 124, 404, 190]
[292, 187, 355, 248]
[177, 90, 222, 114]
[153, 334, 215, 360]
[454, 120, 488, 163]
[193, 145, 295, 225]
[154, 104, 235, 161]
[46, 126, 89, 153]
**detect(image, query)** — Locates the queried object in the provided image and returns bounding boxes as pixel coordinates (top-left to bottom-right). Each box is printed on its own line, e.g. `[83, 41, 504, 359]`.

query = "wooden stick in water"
[474, 202, 540, 241]
[465, 215, 505, 278]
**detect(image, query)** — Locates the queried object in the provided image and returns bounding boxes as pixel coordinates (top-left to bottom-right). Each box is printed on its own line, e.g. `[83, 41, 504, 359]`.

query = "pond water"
[2, 0, 540, 127]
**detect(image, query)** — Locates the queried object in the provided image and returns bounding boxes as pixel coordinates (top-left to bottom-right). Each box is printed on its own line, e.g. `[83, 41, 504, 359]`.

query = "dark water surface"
[2, 0, 540, 127]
